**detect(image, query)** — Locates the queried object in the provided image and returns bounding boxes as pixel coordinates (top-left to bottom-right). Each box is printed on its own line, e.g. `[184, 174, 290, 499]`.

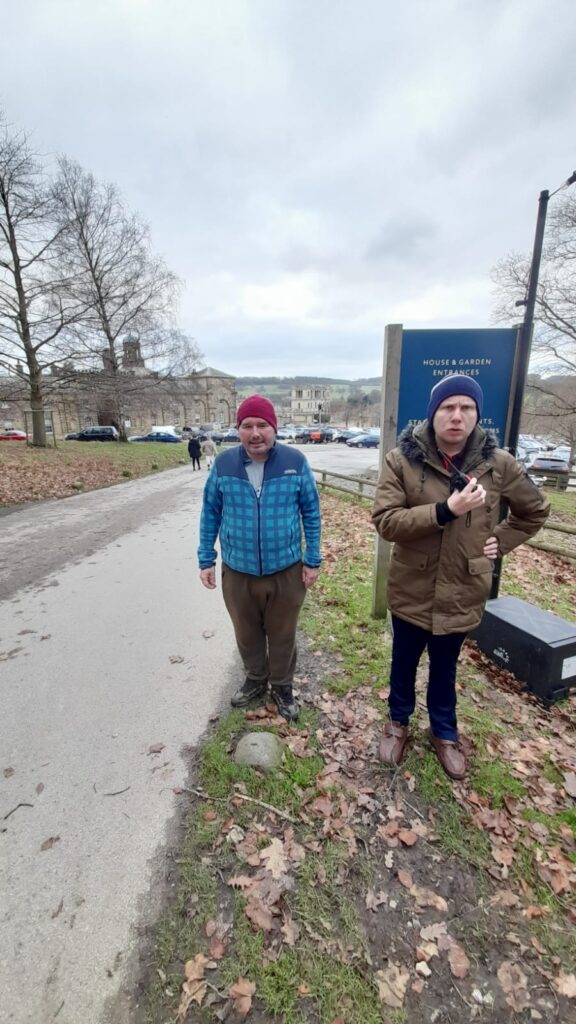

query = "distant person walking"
[198, 395, 322, 721]
[372, 375, 550, 779]
[201, 436, 218, 470]
[188, 435, 201, 470]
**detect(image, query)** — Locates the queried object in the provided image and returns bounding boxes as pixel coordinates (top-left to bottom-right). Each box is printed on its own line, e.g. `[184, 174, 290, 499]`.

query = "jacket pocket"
[392, 547, 429, 571]
[467, 556, 493, 576]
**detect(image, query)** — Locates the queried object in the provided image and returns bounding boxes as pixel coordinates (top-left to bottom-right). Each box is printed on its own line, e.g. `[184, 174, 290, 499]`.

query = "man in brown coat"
[372, 374, 550, 779]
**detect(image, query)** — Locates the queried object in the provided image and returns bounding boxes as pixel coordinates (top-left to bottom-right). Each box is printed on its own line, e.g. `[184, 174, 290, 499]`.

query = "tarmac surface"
[0, 465, 238, 1024]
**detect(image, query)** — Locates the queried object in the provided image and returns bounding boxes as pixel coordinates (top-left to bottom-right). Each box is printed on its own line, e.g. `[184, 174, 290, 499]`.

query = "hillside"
[235, 376, 382, 402]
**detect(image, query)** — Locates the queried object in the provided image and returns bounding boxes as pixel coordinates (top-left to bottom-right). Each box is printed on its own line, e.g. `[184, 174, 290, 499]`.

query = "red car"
[0, 429, 27, 441]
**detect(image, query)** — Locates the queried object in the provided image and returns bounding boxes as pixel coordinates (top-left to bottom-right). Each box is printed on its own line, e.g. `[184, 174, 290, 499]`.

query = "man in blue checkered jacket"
[198, 395, 322, 721]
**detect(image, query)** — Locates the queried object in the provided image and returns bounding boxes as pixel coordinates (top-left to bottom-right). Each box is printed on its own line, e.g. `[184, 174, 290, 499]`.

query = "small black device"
[438, 450, 477, 493]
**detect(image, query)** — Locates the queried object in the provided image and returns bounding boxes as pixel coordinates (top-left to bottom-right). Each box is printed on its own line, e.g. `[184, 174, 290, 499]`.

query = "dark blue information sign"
[397, 328, 519, 443]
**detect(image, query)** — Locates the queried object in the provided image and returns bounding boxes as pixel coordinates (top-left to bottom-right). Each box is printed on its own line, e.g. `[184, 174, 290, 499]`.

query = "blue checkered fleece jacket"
[198, 443, 322, 576]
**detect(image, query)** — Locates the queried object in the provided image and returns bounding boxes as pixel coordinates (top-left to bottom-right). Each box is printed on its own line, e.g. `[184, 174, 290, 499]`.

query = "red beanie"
[236, 395, 277, 431]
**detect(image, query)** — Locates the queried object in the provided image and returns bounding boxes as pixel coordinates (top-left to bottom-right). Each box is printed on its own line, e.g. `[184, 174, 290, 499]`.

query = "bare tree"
[493, 192, 576, 377]
[53, 158, 185, 439]
[0, 117, 83, 445]
[522, 374, 576, 462]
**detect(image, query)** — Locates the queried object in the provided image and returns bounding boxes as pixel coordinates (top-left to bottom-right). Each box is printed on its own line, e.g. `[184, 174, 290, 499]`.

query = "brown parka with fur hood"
[372, 422, 550, 635]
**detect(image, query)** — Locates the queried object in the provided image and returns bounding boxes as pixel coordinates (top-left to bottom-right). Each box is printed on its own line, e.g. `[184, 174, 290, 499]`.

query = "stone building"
[0, 341, 237, 437]
[289, 384, 331, 425]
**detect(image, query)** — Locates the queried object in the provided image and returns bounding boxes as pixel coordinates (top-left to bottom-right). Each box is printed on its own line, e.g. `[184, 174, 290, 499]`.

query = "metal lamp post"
[507, 171, 576, 459]
[490, 170, 576, 599]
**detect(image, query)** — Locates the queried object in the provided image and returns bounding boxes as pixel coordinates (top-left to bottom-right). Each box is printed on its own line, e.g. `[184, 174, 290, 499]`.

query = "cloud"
[1, 0, 575, 377]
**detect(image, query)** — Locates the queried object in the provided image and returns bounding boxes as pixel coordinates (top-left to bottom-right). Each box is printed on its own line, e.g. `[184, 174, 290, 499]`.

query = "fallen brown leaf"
[177, 954, 210, 1021]
[209, 937, 226, 960]
[365, 889, 387, 911]
[420, 922, 448, 941]
[447, 941, 470, 979]
[259, 837, 289, 879]
[497, 961, 530, 1012]
[281, 914, 300, 946]
[245, 898, 275, 931]
[184, 953, 210, 981]
[40, 836, 60, 851]
[491, 843, 513, 867]
[553, 972, 576, 998]
[309, 795, 334, 817]
[229, 977, 256, 1017]
[398, 829, 418, 847]
[410, 884, 448, 912]
[227, 874, 255, 890]
[397, 869, 413, 889]
[374, 964, 409, 1008]
[147, 743, 165, 755]
[492, 889, 520, 908]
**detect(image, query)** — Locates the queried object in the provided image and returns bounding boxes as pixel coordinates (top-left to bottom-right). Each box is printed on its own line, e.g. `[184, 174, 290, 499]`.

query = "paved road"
[0, 446, 379, 1024]
[0, 466, 239, 1024]
[301, 441, 380, 479]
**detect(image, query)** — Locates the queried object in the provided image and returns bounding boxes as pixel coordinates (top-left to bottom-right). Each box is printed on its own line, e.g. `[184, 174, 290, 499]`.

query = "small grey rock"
[234, 732, 284, 771]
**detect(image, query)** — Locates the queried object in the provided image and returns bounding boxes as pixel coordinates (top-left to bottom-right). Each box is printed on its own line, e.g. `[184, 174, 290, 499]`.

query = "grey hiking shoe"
[271, 686, 299, 722]
[230, 677, 268, 708]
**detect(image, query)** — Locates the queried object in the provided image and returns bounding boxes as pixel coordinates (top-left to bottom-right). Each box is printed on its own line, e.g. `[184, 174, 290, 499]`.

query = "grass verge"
[140, 491, 576, 1023]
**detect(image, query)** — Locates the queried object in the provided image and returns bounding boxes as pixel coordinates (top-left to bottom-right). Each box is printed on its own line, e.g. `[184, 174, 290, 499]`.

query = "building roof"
[193, 366, 235, 380]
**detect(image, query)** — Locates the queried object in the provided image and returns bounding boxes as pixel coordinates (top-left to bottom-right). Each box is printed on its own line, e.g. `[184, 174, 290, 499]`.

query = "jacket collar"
[240, 441, 278, 466]
[398, 421, 498, 473]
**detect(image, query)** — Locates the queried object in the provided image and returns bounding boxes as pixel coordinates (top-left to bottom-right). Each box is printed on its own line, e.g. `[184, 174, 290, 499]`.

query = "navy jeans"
[388, 615, 467, 741]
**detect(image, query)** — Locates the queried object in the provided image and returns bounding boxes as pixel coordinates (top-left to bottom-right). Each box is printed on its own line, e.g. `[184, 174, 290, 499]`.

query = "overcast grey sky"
[1, 0, 575, 378]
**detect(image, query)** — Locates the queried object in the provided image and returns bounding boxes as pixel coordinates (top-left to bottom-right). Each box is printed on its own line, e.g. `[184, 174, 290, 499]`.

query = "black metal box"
[472, 596, 576, 704]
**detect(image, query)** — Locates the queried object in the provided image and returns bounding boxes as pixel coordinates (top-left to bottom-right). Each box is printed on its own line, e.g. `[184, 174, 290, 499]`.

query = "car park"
[0, 429, 27, 441]
[346, 432, 380, 448]
[211, 429, 240, 444]
[128, 431, 182, 443]
[77, 426, 119, 442]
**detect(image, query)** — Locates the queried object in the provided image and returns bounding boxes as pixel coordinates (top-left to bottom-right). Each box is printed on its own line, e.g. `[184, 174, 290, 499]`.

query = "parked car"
[276, 429, 296, 443]
[211, 429, 240, 444]
[0, 429, 27, 441]
[346, 433, 380, 448]
[77, 425, 119, 442]
[335, 430, 363, 444]
[63, 432, 80, 440]
[516, 443, 540, 465]
[128, 431, 182, 443]
[548, 446, 573, 466]
[298, 427, 331, 444]
[527, 455, 570, 488]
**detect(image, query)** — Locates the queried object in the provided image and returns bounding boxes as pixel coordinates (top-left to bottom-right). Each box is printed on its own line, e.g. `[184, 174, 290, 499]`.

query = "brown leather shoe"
[430, 735, 466, 780]
[378, 721, 409, 766]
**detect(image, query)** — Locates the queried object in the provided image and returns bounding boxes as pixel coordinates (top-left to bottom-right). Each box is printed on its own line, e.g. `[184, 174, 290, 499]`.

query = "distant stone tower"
[122, 335, 146, 372]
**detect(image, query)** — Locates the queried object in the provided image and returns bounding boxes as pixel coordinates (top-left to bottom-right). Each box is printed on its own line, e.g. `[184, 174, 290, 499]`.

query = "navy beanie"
[427, 374, 483, 424]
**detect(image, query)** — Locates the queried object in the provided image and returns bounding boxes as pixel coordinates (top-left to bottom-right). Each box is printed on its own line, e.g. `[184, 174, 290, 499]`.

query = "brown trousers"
[221, 561, 306, 689]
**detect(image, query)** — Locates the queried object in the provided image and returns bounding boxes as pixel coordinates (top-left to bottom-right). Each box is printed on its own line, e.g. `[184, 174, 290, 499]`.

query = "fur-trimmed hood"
[398, 421, 498, 474]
